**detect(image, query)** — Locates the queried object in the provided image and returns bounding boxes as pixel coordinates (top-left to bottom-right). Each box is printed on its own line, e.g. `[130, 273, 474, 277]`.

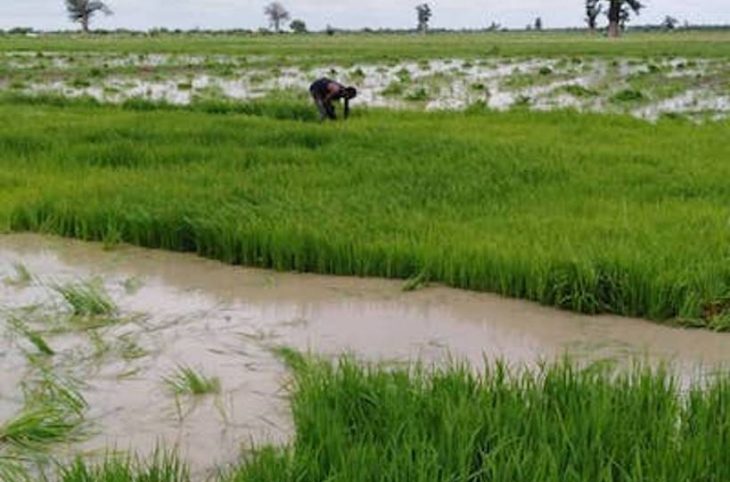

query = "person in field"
[309, 78, 357, 121]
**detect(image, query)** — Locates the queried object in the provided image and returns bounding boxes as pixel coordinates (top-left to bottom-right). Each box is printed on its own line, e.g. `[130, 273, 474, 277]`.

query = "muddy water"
[2, 234, 730, 473]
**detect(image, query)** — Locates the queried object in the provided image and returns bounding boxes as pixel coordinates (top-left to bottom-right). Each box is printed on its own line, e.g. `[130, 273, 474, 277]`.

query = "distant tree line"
[0, 1, 723, 36]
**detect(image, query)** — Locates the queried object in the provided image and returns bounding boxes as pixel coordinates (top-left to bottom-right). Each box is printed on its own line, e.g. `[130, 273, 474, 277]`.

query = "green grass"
[41, 355, 730, 482]
[1, 95, 730, 327]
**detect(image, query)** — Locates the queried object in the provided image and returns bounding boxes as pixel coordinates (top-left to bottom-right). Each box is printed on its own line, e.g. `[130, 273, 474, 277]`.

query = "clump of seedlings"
[404, 87, 430, 102]
[611, 88, 645, 103]
[0, 371, 88, 452]
[163, 365, 221, 396]
[51, 280, 117, 318]
[4, 263, 33, 287]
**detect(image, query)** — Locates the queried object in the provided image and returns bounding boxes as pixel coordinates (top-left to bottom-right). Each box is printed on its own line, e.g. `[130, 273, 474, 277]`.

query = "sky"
[1, 0, 729, 32]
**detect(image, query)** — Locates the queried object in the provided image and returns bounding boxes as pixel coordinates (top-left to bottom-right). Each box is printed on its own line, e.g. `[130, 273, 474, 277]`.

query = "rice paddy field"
[1, 31, 730, 480]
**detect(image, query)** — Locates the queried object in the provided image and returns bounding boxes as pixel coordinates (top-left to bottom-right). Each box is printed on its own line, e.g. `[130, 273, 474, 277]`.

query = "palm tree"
[607, 0, 643, 38]
[264, 2, 290, 33]
[64, 0, 112, 33]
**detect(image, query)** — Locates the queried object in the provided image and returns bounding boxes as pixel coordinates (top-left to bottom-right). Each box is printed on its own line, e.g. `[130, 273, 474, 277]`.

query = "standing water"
[2, 234, 730, 474]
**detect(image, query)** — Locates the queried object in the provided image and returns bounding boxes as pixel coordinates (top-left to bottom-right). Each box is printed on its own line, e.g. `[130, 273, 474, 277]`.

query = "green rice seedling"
[0, 457, 30, 482]
[4, 262, 32, 287]
[69, 78, 92, 89]
[395, 67, 411, 83]
[51, 280, 117, 318]
[404, 87, 429, 102]
[56, 449, 190, 482]
[513, 94, 532, 106]
[117, 334, 147, 361]
[223, 354, 730, 482]
[87, 330, 112, 360]
[402, 270, 430, 292]
[121, 276, 143, 295]
[560, 84, 599, 97]
[349, 67, 366, 80]
[8, 317, 54, 356]
[1, 373, 87, 451]
[381, 81, 404, 97]
[611, 88, 644, 102]
[163, 365, 221, 396]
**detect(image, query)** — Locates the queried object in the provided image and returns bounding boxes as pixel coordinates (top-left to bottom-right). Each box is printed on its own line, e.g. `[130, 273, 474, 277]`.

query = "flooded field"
[3, 234, 730, 475]
[1, 51, 729, 120]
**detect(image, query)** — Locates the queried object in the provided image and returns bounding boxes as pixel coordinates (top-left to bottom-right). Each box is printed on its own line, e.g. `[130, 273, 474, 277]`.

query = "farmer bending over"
[309, 78, 357, 121]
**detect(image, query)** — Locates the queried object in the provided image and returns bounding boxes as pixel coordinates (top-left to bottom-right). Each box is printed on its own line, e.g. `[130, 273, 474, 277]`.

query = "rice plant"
[1, 63, 730, 330]
[163, 365, 221, 396]
[1, 372, 87, 451]
[8, 317, 54, 356]
[51, 280, 117, 318]
[56, 449, 189, 482]
[223, 355, 730, 482]
[4, 262, 32, 287]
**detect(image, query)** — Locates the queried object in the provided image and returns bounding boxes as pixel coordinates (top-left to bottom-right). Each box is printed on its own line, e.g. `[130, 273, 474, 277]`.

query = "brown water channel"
[2, 234, 730, 473]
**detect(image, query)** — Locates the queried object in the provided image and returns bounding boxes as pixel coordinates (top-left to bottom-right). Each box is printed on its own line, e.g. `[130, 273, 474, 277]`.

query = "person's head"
[343, 86, 358, 100]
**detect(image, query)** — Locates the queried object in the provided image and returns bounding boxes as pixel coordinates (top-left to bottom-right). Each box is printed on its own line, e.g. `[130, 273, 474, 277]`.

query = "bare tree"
[585, 0, 603, 32]
[416, 4, 432, 34]
[607, 0, 643, 38]
[264, 2, 290, 33]
[65, 0, 112, 33]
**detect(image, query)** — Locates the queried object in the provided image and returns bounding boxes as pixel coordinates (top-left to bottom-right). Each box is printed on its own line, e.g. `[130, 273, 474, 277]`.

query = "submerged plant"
[51, 280, 117, 318]
[4, 263, 33, 287]
[1, 372, 87, 451]
[8, 317, 54, 356]
[163, 366, 220, 396]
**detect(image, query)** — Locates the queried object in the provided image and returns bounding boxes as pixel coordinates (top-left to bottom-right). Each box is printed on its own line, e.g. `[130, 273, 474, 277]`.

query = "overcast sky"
[2, 1, 729, 31]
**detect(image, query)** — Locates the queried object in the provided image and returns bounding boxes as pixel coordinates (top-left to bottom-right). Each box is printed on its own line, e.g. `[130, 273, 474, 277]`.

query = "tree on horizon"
[607, 0, 643, 37]
[416, 4, 432, 34]
[264, 2, 290, 33]
[585, 0, 603, 32]
[64, 0, 112, 33]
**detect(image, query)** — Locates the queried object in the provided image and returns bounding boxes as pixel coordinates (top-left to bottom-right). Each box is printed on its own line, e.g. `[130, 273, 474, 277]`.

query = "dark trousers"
[311, 93, 336, 120]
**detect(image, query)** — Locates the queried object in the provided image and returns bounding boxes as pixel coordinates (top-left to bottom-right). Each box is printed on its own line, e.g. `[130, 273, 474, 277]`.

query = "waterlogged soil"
[1, 52, 729, 121]
[3, 234, 730, 474]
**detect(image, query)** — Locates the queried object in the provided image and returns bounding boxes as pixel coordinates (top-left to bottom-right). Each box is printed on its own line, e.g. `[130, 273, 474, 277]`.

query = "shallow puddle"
[2, 234, 730, 474]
